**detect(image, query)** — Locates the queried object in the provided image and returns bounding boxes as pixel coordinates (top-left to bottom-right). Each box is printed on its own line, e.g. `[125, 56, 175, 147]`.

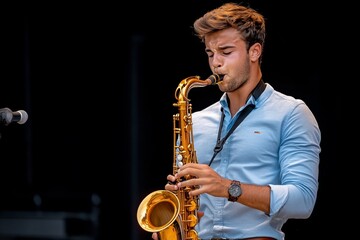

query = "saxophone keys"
[187, 213, 198, 228]
[187, 229, 199, 240]
[186, 199, 198, 212]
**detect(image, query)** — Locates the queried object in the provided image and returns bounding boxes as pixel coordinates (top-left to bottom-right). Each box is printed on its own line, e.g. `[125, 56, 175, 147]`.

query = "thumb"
[152, 232, 158, 240]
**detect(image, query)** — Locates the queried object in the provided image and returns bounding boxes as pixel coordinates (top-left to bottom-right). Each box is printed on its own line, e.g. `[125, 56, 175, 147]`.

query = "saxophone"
[137, 74, 223, 240]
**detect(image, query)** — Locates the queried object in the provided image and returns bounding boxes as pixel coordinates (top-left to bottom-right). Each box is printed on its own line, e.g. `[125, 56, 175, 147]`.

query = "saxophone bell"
[137, 190, 183, 238]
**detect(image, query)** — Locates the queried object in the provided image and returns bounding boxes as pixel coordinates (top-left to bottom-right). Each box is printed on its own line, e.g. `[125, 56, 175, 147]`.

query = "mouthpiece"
[207, 74, 224, 85]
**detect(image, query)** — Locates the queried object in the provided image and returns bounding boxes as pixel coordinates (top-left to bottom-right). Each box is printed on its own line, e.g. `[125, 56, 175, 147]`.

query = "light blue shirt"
[191, 83, 321, 240]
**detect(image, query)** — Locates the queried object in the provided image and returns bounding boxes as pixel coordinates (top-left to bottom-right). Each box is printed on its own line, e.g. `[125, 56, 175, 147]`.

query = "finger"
[177, 178, 199, 188]
[165, 182, 178, 191]
[165, 175, 178, 190]
[188, 188, 202, 196]
[175, 167, 197, 179]
[197, 211, 204, 220]
[152, 232, 158, 240]
[167, 174, 176, 182]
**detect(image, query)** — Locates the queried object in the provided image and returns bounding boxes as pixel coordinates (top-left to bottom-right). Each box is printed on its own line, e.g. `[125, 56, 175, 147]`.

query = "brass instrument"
[137, 74, 223, 240]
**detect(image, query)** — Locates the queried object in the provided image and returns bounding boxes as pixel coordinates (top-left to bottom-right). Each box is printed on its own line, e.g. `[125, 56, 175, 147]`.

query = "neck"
[227, 77, 262, 117]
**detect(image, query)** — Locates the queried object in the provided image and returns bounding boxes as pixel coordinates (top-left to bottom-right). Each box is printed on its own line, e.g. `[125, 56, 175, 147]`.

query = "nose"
[213, 64, 221, 74]
[211, 55, 222, 73]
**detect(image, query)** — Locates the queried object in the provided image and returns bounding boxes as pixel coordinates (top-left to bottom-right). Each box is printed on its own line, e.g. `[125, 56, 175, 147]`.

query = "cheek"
[233, 53, 250, 67]
[226, 54, 244, 68]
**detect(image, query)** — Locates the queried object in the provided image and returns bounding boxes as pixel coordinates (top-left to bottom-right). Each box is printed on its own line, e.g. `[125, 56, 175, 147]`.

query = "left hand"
[175, 163, 230, 198]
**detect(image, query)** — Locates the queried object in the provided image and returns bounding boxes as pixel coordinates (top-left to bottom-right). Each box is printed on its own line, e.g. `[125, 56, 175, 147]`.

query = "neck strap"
[208, 79, 266, 166]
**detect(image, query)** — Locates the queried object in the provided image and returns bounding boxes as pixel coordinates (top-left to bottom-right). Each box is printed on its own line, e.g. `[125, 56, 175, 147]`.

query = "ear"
[249, 43, 262, 62]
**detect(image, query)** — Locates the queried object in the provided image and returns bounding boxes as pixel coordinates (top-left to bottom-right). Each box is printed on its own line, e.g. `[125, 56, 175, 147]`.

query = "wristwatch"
[228, 180, 242, 202]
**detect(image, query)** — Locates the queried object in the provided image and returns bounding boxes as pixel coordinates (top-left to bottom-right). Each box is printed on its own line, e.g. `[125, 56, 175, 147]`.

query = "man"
[152, 2, 321, 239]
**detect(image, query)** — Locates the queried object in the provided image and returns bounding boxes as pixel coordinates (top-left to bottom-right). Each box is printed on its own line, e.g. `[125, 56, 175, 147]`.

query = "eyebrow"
[205, 45, 236, 53]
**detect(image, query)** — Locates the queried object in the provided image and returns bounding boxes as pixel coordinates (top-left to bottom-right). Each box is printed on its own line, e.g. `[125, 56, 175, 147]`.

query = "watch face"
[229, 184, 241, 197]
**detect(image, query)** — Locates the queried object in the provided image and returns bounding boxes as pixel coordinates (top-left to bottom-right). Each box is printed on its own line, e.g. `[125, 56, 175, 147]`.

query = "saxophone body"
[137, 74, 223, 240]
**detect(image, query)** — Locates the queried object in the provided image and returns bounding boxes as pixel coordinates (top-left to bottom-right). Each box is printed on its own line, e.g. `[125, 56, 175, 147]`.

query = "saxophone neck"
[175, 74, 223, 101]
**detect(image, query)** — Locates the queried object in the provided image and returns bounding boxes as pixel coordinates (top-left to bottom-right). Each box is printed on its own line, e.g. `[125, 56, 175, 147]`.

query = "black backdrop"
[0, 1, 345, 239]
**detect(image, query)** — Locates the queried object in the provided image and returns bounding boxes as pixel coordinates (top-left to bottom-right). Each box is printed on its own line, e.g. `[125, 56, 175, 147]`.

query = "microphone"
[0, 108, 28, 125]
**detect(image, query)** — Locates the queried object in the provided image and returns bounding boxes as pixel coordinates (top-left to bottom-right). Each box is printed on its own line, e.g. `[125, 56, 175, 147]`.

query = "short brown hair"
[193, 2, 266, 52]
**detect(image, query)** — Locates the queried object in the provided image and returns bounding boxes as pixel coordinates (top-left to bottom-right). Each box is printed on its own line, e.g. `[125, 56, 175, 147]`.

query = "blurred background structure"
[0, 1, 343, 239]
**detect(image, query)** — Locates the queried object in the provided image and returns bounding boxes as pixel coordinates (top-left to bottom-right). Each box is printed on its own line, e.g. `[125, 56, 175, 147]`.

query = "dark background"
[0, 1, 345, 239]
